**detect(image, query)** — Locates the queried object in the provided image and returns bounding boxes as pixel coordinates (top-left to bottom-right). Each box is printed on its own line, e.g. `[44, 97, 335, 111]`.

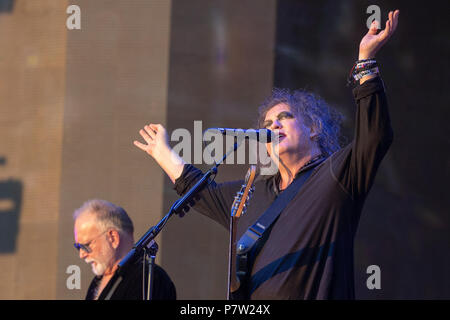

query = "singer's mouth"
[278, 132, 286, 141]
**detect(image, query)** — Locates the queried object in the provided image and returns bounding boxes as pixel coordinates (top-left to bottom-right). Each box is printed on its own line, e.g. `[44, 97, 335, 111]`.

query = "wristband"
[353, 67, 379, 81]
[347, 59, 379, 86]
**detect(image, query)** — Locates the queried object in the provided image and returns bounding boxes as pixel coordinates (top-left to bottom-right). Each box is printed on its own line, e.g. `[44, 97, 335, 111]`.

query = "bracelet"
[356, 61, 377, 71]
[347, 59, 379, 86]
[352, 67, 379, 81]
[356, 59, 377, 66]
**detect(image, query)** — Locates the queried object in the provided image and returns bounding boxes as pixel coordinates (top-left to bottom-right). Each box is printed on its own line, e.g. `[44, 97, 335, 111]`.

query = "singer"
[134, 11, 399, 299]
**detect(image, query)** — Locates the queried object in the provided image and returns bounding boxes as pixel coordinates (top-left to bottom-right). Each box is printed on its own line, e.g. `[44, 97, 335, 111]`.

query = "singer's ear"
[309, 122, 321, 141]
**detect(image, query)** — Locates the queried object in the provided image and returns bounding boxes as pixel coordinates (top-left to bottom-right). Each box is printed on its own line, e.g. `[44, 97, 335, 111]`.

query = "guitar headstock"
[231, 165, 258, 218]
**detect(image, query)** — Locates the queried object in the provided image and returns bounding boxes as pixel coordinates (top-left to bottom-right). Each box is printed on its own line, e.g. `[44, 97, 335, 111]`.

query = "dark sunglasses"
[74, 230, 109, 253]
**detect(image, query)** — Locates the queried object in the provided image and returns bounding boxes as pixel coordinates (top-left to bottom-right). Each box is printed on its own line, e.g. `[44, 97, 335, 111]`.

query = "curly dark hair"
[256, 88, 345, 157]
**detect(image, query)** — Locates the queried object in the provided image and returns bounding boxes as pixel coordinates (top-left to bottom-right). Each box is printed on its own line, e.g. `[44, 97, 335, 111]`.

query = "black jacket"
[86, 257, 176, 300]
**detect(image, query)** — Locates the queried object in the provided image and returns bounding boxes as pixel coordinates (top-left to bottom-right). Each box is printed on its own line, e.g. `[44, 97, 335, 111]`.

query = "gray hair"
[73, 199, 134, 236]
[257, 88, 345, 157]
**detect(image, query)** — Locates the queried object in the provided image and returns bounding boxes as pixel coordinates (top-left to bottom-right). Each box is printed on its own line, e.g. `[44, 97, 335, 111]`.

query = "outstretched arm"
[333, 10, 400, 202]
[134, 124, 239, 229]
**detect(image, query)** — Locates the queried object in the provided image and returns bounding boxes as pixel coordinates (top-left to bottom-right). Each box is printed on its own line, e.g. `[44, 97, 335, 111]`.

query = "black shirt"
[85, 257, 177, 300]
[174, 77, 392, 299]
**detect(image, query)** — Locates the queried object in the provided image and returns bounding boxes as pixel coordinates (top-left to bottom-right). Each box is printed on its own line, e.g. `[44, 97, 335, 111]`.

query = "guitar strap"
[232, 159, 323, 299]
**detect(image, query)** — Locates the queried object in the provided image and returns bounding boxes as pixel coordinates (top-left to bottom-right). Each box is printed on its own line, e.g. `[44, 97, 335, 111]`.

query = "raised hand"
[134, 124, 170, 160]
[359, 10, 400, 60]
[134, 123, 185, 183]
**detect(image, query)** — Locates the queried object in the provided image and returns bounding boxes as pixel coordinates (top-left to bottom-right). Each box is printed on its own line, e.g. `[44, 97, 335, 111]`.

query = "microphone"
[207, 128, 274, 142]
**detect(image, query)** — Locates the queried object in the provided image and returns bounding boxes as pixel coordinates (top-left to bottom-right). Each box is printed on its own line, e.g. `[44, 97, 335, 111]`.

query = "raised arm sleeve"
[331, 76, 394, 201]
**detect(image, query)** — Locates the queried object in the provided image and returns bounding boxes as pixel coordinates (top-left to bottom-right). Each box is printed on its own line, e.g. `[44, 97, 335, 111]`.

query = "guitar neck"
[227, 216, 240, 297]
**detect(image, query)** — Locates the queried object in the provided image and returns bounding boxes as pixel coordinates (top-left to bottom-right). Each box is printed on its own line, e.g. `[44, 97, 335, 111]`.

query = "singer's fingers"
[133, 140, 149, 152]
[368, 19, 379, 35]
[144, 125, 156, 139]
[379, 14, 392, 42]
[392, 10, 400, 32]
[139, 128, 153, 143]
[387, 11, 394, 37]
[149, 123, 165, 135]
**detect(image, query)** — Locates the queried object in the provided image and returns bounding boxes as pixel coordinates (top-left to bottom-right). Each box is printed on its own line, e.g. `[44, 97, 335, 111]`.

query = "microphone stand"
[116, 141, 241, 300]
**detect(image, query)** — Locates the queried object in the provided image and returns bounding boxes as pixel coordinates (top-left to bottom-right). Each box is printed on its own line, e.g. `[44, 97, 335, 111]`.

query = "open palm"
[359, 10, 400, 60]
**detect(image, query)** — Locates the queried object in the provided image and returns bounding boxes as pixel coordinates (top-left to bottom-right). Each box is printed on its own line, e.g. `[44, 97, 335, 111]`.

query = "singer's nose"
[270, 119, 282, 130]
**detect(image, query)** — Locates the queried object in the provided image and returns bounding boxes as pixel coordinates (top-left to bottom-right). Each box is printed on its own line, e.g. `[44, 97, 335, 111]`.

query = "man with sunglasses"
[73, 199, 176, 300]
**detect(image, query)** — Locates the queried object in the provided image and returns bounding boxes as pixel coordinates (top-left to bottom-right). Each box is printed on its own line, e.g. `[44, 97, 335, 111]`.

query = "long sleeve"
[331, 76, 393, 200]
[173, 164, 243, 230]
